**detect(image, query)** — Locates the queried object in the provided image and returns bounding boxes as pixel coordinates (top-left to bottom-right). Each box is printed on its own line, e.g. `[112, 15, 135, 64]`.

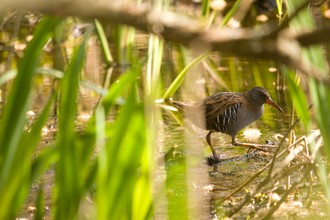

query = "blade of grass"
[94, 19, 113, 65]
[100, 59, 145, 113]
[113, 24, 132, 64]
[140, 7, 167, 214]
[53, 28, 91, 220]
[282, 66, 310, 126]
[163, 52, 210, 99]
[125, 26, 136, 62]
[203, 59, 230, 91]
[1, 92, 56, 218]
[0, 15, 61, 219]
[31, 143, 59, 183]
[0, 69, 17, 87]
[286, 0, 330, 213]
[201, 0, 211, 17]
[276, 0, 283, 22]
[251, 64, 264, 88]
[220, 0, 243, 27]
[229, 58, 239, 92]
[97, 88, 142, 219]
[114, 104, 147, 220]
[34, 183, 45, 220]
[163, 0, 243, 100]
[0, 16, 60, 182]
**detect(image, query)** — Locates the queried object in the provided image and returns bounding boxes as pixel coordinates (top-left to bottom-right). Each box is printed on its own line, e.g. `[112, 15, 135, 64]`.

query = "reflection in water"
[17, 33, 322, 219]
[161, 108, 324, 219]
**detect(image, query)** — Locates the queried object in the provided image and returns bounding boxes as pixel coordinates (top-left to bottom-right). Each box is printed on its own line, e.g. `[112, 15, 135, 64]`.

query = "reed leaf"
[0, 15, 61, 220]
[202, 0, 210, 17]
[286, 0, 330, 211]
[34, 183, 45, 220]
[94, 19, 113, 64]
[53, 28, 91, 220]
[163, 52, 210, 99]
[163, 0, 243, 100]
[97, 88, 146, 219]
[0, 68, 64, 87]
[220, 0, 242, 27]
[282, 67, 310, 126]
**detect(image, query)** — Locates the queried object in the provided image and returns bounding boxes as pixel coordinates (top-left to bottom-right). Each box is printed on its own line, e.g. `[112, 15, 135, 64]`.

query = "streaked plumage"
[173, 86, 284, 161]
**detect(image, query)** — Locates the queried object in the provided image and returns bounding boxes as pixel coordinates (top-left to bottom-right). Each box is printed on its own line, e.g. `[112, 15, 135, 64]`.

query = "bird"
[172, 86, 284, 161]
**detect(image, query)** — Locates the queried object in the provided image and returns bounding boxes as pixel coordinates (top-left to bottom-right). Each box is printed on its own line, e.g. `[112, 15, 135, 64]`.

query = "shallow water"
[17, 88, 328, 220]
[14, 36, 327, 219]
[158, 105, 327, 219]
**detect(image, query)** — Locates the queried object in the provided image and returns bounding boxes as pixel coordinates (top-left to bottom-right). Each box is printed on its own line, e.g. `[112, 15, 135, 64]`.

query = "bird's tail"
[172, 101, 193, 112]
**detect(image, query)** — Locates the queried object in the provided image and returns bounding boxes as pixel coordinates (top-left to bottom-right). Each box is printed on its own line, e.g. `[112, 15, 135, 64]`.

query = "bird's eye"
[260, 93, 266, 98]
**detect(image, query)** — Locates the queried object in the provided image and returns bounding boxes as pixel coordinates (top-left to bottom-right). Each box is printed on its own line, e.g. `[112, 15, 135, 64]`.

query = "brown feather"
[172, 86, 284, 161]
[203, 92, 246, 124]
[173, 93, 247, 130]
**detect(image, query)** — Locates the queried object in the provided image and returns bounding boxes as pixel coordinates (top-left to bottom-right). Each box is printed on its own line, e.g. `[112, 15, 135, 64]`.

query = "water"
[15, 38, 326, 219]
[159, 114, 326, 219]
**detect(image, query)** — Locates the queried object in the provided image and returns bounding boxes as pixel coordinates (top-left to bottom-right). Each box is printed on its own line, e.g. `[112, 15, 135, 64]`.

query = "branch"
[1, 0, 329, 84]
[1, 1, 329, 47]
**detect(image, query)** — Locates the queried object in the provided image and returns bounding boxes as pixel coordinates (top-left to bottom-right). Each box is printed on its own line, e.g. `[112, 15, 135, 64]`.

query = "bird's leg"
[206, 131, 222, 161]
[231, 137, 276, 153]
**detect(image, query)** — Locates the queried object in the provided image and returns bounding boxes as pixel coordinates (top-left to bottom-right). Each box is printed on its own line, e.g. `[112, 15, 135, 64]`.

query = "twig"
[261, 165, 313, 220]
[287, 136, 310, 161]
[226, 129, 320, 217]
[223, 148, 287, 201]
[317, 191, 329, 203]
[309, 135, 323, 163]
[296, 182, 320, 189]
[0, 10, 18, 31]
[5, 10, 21, 72]
[271, 130, 320, 180]
[274, 161, 311, 182]
[267, 119, 300, 179]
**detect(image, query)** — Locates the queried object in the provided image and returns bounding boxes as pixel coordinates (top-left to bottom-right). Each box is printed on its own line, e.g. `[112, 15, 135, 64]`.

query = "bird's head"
[247, 86, 284, 113]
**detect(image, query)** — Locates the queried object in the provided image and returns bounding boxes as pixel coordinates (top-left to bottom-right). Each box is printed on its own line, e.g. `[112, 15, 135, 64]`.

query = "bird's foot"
[207, 155, 225, 166]
[209, 152, 223, 161]
[213, 155, 223, 162]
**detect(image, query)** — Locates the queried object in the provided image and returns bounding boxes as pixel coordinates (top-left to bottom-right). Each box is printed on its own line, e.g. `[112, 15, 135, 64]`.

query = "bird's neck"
[245, 92, 264, 110]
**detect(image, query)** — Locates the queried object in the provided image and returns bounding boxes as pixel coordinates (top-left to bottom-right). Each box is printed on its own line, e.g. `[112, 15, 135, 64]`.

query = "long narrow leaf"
[34, 183, 45, 220]
[163, 52, 210, 99]
[53, 28, 91, 220]
[286, 0, 330, 213]
[0, 16, 61, 220]
[94, 19, 113, 64]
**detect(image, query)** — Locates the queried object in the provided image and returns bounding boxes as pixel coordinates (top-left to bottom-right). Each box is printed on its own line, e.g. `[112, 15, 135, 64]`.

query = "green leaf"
[0, 15, 61, 220]
[283, 68, 310, 126]
[94, 19, 113, 64]
[53, 28, 91, 220]
[34, 183, 45, 220]
[163, 52, 210, 99]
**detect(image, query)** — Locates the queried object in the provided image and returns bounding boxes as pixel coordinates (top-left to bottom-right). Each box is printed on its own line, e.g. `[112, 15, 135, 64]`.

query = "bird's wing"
[202, 92, 245, 124]
[174, 93, 246, 130]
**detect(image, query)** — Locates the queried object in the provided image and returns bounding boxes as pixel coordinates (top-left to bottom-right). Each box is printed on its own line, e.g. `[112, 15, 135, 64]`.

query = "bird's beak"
[266, 98, 284, 113]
